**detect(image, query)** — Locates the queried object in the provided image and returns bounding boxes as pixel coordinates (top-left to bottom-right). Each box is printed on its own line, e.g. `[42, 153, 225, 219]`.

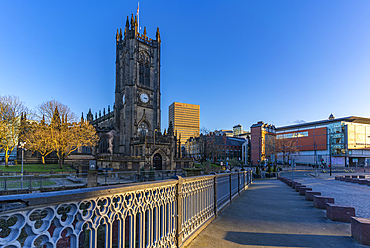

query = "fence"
[0, 174, 87, 191]
[0, 170, 184, 192]
[0, 170, 252, 248]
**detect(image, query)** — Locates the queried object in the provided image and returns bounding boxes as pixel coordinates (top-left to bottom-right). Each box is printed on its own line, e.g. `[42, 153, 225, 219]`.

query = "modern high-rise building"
[169, 102, 200, 145]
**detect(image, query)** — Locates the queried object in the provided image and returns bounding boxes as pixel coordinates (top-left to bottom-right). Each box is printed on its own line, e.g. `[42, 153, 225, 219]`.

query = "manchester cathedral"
[85, 14, 192, 170]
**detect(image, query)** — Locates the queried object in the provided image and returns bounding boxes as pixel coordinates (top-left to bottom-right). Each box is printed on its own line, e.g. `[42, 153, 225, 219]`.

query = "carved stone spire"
[126, 16, 130, 28]
[134, 15, 138, 34]
[131, 13, 134, 29]
[87, 109, 93, 122]
[156, 27, 161, 43]
[168, 121, 174, 136]
[178, 134, 182, 158]
[116, 29, 120, 42]
[143, 26, 147, 39]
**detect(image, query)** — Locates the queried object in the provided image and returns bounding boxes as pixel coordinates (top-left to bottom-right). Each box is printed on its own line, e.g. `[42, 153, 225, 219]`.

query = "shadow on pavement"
[224, 231, 355, 247]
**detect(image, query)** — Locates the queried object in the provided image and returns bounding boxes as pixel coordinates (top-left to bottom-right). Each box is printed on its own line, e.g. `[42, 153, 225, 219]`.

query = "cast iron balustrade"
[0, 170, 252, 248]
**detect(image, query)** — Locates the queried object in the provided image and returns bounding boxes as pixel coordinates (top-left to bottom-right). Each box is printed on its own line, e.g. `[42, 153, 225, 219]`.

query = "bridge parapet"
[0, 170, 252, 248]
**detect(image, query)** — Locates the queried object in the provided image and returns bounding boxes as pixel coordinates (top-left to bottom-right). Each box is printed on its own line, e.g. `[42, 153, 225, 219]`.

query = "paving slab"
[187, 180, 366, 248]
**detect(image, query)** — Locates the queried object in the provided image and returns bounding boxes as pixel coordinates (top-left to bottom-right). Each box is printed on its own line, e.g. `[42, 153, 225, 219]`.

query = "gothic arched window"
[139, 53, 150, 86]
[138, 122, 149, 136]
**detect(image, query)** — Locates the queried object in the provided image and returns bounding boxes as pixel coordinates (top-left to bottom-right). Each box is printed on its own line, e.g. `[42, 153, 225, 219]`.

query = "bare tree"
[264, 134, 276, 164]
[36, 100, 77, 123]
[276, 138, 299, 166]
[0, 95, 27, 167]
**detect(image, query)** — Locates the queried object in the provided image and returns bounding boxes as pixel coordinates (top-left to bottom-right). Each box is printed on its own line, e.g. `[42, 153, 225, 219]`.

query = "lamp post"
[153, 128, 158, 147]
[19, 142, 26, 189]
[314, 142, 317, 168]
[153, 128, 158, 168]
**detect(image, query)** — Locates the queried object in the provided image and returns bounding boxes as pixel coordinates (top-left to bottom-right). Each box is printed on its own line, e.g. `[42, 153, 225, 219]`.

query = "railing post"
[175, 176, 184, 247]
[29, 176, 32, 191]
[237, 172, 240, 194]
[229, 173, 232, 202]
[214, 175, 218, 216]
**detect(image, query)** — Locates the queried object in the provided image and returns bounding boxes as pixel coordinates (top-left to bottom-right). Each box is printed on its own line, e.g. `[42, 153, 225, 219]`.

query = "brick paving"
[295, 173, 370, 219]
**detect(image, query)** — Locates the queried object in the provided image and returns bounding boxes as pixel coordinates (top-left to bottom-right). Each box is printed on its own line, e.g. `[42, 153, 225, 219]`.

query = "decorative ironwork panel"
[216, 175, 230, 213]
[0, 171, 252, 248]
[230, 174, 239, 200]
[0, 183, 177, 248]
[180, 177, 214, 243]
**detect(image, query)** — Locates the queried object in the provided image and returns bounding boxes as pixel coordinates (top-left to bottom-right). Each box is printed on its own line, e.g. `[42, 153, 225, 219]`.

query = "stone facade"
[87, 14, 192, 170]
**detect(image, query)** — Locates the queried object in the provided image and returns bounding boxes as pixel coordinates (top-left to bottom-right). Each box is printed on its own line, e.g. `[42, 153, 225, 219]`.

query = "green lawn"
[0, 178, 56, 189]
[0, 164, 75, 173]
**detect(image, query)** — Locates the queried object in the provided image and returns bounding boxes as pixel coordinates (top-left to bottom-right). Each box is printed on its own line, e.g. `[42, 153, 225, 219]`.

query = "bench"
[351, 217, 370, 246]
[305, 191, 321, 201]
[339, 177, 346, 181]
[335, 176, 343, 180]
[295, 185, 305, 192]
[326, 203, 355, 223]
[313, 195, 334, 209]
[292, 182, 301, 189]
[359, 175, 366, 179]
[299, 187, 312, 196]
[352, 175, 359, 179]
[344, 177, 352, 182]
[351, 178, 359, 183]
[358, 179, 368, 185]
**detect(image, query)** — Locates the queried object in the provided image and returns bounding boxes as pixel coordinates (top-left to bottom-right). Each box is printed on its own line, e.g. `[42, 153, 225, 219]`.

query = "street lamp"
[152, 129, 158, 169]
[153, 128, 158, 146]
[19, 142, 26, 189]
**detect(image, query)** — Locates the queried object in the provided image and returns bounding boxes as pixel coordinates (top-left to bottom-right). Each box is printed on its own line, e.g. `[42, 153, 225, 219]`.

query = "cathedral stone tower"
[114, 14, 161, 155]
[87, 13, 193, 170]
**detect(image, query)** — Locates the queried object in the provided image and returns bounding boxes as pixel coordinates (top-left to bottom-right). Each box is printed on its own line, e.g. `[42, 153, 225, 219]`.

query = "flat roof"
[276, 116, 370, 131]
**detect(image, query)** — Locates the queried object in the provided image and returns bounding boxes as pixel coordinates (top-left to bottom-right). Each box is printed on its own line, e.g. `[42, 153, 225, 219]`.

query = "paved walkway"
[187, 180, 367, 248]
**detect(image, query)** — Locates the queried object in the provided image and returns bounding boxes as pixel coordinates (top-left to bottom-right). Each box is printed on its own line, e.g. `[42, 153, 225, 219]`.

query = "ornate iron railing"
[0, 170, 252, 248]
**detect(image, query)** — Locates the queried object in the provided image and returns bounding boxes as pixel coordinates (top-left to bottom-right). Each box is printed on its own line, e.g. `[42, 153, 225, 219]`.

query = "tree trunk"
[58, 151, 63, 169]
[4, 152, 9, 167]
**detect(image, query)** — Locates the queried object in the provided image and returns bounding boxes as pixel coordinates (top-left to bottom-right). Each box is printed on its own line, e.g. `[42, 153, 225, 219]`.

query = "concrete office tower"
[169, 102, 200, 145]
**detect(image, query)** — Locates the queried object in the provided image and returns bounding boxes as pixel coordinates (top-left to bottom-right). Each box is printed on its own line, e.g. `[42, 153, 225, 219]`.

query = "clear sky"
[1, 0, 370, 132]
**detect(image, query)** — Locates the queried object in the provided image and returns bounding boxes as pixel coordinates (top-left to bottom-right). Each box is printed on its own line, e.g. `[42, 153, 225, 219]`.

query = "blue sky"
[1, 1, 370, 132]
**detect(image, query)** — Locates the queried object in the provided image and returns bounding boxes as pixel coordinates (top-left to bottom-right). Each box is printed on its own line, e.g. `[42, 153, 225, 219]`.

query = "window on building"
[139, 53, 150, 87]
[138, 122, 149, 136]
[277, 131, 308, 139]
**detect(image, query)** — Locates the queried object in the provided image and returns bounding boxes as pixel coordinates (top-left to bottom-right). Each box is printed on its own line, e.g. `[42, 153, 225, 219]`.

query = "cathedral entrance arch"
[153, 153, 162, 170]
